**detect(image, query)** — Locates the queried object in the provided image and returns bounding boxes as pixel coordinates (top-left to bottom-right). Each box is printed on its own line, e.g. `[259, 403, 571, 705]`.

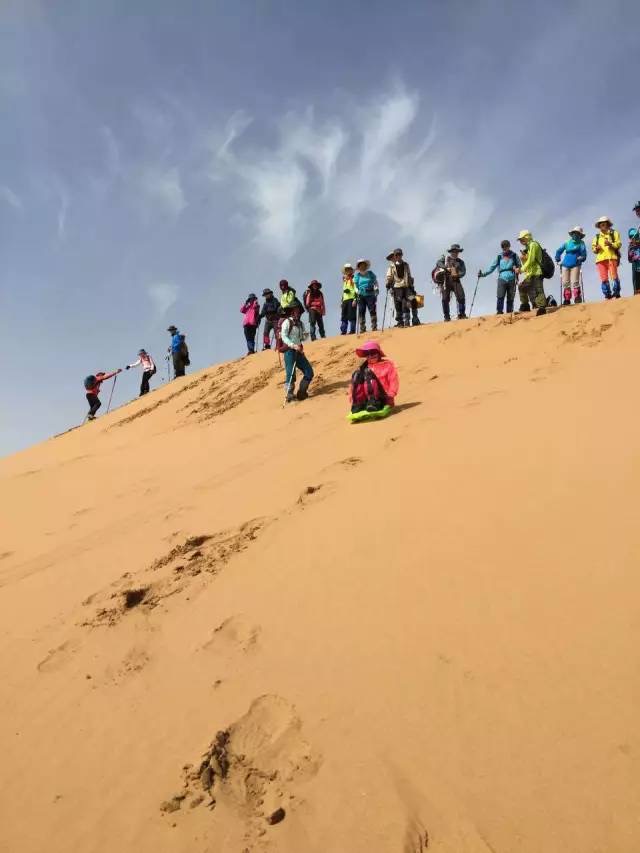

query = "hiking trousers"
[497, 277, 516, 313]
[597, 259, 620, 297]
[172, 353, 186, 377]
[340, 300, 357, 334]
[308, 309, 325, 341]
[392, 286, 413, 326]
[86, 393, 101, 417]
[284, 349, 314, 388]
[633, 268, 640, 295]
[263, 316, 277, 348]
[561, 266, 582, 303]
[358, 294, 377, 331]
[519, 276, 546, 310]
[441, 279, 466, 320]
[244, 324, 257, 354]
[140, 370, 153, 396]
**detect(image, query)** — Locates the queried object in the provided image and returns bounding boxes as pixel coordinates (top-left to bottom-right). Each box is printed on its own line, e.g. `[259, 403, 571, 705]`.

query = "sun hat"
[167, 325, 178, 332]
[343, 262, 354, 271]
[629, 227, 640, 239]
[386, 248, 403, 261]
[247, 292, 257, 300]
[355, 340, 385, 358]
[633, 201, 640, 211]
[569, 225, 585, 236]
[595, 216, 612, 227]
[356, 258, 371, 269]
[448, 243, 463, 253]
[138, 348, 146, 354]
[262, 288, 273, 296]
[517, 230, 532, 241]
[309, 279, 322, 288]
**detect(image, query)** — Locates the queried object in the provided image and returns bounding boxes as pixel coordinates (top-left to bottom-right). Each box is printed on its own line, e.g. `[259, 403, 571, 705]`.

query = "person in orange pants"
[592, 216, 622, 299]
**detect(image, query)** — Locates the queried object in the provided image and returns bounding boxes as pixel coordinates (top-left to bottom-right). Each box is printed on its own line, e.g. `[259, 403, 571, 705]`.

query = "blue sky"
[1, 0, 638, 455]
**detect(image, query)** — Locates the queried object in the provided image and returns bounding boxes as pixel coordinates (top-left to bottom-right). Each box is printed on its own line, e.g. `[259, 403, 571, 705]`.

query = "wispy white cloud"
[0, 185, 23, 212]
[147, 281, 179, 316]
[140, 166, 186, 217]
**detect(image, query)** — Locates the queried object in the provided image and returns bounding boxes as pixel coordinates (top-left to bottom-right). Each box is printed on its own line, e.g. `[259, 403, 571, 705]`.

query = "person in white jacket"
[280, 306, 314, 402]
[126, 349, 156, 396]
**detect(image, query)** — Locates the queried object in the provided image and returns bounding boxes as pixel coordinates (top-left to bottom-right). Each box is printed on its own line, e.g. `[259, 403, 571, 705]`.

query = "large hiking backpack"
[179, 336, 190, 365]
[84, 375, 96, 390]
[431, 266, 445, 287]
[540, 248, 555, 279]
[350, 363, 388, 414]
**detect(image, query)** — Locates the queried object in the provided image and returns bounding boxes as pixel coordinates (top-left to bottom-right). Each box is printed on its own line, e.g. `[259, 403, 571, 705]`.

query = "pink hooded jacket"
[241, 299, 260, 327]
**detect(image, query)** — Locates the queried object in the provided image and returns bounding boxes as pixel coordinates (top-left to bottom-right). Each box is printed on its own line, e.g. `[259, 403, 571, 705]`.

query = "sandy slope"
[1, 299, 639, 853]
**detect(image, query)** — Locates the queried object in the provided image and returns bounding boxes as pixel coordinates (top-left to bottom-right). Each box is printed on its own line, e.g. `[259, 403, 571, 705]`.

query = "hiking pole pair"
[469, 273, 481, 318]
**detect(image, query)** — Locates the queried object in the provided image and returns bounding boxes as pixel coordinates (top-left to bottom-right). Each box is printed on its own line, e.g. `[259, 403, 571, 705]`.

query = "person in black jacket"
[434, 244, 467, 321]
[260, 288, 281, 350]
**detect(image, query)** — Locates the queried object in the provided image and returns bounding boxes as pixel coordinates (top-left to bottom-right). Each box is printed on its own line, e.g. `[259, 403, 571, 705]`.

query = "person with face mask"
[478, 240, 522, 314]
[592, 217, 622, 299]
[385, 248, 420, 327]
[555, 227, 587, 305]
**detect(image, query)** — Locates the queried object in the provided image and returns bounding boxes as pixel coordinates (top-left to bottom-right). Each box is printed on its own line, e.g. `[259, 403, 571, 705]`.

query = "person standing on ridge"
[628, 228, 640, 295]
[279, 279, 304, 312]
[478, 240, 522, 314]
[634, 201, 640, 221]
[555, 227, 587, 305]
[280, 304, 314, 402]
[517, 230, 547, 315]
[592, 216, 622, 299]
[167, 325, 189, 377]
[303, 280, 326, 341]
[125, 349, 156, 396]
[353, 259, 379, 333]
[340, 263, 357, 335]
[260, 288, 280, 349]
[84, 369, 122, 420]
[435, 243, 467, 321]
[385, 248, 420, 327]
[240, 293, 260, 355]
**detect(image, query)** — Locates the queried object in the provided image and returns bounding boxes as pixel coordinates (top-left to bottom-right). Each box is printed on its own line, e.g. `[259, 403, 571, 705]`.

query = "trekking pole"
[381, 288, 389, 332]
[469, 273, 481, 318]
[580, 269, 586, 303]
[106, 374, 117, 414]
[282, 362, 295, 408]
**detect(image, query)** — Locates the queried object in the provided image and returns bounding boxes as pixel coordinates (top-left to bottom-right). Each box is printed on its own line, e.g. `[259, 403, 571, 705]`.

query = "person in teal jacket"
[478, 240, 521, 314]
[555, 226, 587, 305]
[353, 259, 378, 332]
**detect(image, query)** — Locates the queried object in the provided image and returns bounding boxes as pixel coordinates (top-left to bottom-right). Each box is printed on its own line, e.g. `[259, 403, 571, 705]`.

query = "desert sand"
[1, 299, 639, 853]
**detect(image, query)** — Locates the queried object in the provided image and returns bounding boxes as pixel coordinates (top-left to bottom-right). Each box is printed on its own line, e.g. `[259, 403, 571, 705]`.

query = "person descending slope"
[303, 280, 326, 341]
[260, 288, 280, 350]
[555, 227, 587, 305]
[478, 240, 522, 314]
[125, 349, 156, 396]
[385, 248, 420, 327]
[280, 304, 314, 403]
[167, 325, 189, 377]
[434, 244, 467, 321]
[347, 341, 399, 423]
[517, 231, 547, 315]
[628, 228, 640, 295]
[84, 369, 122, 420]
[340, 263, 357, 335]
[353, 259, 379, 333]
[240, 293, 260, 355]
[592, 216, 622, 299]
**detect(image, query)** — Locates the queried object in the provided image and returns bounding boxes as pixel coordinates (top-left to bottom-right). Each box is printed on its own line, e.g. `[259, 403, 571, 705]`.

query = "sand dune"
[1, 300, 639, 853]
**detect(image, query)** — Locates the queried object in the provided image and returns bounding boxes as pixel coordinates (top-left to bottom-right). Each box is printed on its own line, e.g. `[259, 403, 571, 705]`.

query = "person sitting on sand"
[349, 341, 399, 410]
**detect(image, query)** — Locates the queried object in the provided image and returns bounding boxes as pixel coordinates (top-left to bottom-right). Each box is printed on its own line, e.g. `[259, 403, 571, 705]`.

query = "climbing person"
[628, 228, 640, 295]
[167, 325, 189, 377]
[347, 340, 399, 423]
[340, 263, 357, 335]
[385, 248, 419, 327]
[555, 226, 587, 305]
[240, 293, 260, 355]
[478, 240, 522, 314]
[125, 349, 156, 396]
[353, 259, 379, 332]
[260, 288, 280, 349]
[280, 304, 314, 402]
[303, 280, 326, 341]
[517, 230, 546, 315]
[592, 216, 622, 299]
[279, 279, 304, 312]
[84, 369, 122, 420]
[434, 243, 467, 321]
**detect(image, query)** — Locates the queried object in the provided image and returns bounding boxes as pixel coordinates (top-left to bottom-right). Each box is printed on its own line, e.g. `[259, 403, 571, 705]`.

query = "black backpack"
[179, 336, 190, 365]
[540, 248, 555, 279]
[84, 375, 96, 390]
[350, 363, 388, 414]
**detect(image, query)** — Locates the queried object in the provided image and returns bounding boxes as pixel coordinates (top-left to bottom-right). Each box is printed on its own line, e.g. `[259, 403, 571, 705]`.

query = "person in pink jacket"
[240, 293, 260, 355]
[349, 340, 399, 408]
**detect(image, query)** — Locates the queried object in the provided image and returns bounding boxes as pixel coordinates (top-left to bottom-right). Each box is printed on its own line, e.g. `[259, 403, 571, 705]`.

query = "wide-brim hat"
[448, 243, 463, 253]
[355, 340, 385, 358]
[356, 258, 371, 269]
[633, 201, 640, 211]
[386, 248, 403, 261]
[569, 225, 585, 236]
[138, 349, 146, 355]
[247, 293, 257, 300]
[262, 288, 273, 296]
[308, 280, 322, 289]
[167, 325, 178, 332]
[595, 216, 612, 227]
[517, 230, 531, 241]
[343, 262, 354, 271]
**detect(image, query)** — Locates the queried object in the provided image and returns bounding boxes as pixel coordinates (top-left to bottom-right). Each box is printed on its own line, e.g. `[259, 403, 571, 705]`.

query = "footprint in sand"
[201, 615, 261, 655]
[37, 639, 81, 673]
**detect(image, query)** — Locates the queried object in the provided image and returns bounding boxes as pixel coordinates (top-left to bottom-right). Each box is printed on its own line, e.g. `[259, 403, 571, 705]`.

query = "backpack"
[84, 375, 96, 390]
[275, 316, 289, 353]
[350, 363, 388, 414]
[540, 248, 555, 279]
[431, 266, 445, 287]
[179, 337, 190, 365]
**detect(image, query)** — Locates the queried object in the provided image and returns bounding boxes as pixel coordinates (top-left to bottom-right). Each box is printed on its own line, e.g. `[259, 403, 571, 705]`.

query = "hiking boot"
[263, 344, 271, 350]
[87, 414, 95, 421]
[519, 304, 531, 312]
[359, 326, 366, 334]
[458, 313, 467, 320]
[411, 319, 421, 326]
[371, 324, 378, 331]
[443, 317, 451, 322]
[496, 310, 504, 315]
[395, 321, 404, 328]
[536, 306, 547, 316]
[574, 296, 582, 304]
[286, 391, 295, 403]
[562, 299, 571, 306]
[296, 379, 310, 401]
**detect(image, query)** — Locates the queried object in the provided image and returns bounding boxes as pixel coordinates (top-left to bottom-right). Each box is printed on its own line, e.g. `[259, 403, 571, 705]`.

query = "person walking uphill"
[354, 259, 378, 332]
[260, 289, 280, 350]
[126, 349, 156, 396]
[555, 227, 587, 305]
[240, 293, 260, 355]
[478, 240, 521, 314]
[517, 231, 547, 315]
[385, 248, 419, 327]
[435, 244, 467, 321]
[84, 369, 122, 420]
[303, 280, 326, 341]
[280, 305, 314, 403]
[167, 325, 189, 377]
[592, 216, 622, 299]
[340, 263, 357, 335]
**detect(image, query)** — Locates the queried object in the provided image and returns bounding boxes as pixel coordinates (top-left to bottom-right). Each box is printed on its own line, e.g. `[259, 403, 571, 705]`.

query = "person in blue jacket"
[555, 226, 587, 305]
[478, 240, 522, 314]
[167, 325, 189, 378]
[353, 258, 379, 333]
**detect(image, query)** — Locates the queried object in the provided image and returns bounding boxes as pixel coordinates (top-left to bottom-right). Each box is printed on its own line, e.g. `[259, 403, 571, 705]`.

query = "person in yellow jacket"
[516, 230, 547, 315]
[340, 263, 357, 335]
[592, 216, 622, 299]
[279, 279, 303, 311]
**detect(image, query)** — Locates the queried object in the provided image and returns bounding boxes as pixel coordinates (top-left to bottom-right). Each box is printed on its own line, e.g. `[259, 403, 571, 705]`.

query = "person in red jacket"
[303, 280, 326, 341]
[85, 369, 122, 420]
